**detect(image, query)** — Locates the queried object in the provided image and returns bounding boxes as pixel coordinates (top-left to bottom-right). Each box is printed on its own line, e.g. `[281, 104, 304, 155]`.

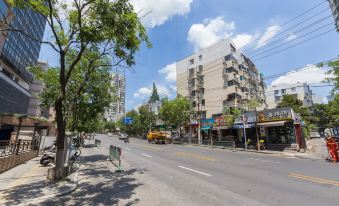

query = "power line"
[249, 21, 333, 58]
[239, 0, 328, 51]
[252, 28, 335, 62]
[246, 15, 333, 57]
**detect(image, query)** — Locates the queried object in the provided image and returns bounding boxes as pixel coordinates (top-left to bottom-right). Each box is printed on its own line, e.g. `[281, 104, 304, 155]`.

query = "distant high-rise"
[328, 0, 339, 31]
[105, 73, 126, 122]
[0, 4, 46, 114]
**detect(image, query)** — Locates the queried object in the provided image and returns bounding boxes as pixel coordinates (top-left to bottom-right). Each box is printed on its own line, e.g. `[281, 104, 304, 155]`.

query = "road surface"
[39, 134, 339, 206]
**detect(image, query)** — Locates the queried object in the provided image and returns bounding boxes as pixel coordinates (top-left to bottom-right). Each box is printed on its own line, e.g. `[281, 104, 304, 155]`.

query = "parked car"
[310, 131, 321, 139]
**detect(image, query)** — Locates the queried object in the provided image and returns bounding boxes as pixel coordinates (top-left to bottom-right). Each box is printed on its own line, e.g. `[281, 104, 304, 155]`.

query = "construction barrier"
[109, 145, 123, 172]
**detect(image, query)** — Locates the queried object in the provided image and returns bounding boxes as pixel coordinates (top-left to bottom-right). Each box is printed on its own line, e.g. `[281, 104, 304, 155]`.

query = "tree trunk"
[55, 97, 65, 180]
[54, 53, 66, 180]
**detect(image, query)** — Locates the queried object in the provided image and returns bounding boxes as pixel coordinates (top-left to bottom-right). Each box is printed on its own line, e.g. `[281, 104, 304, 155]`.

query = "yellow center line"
[288, 173, 339, 187]
[176, 152, 217, 162]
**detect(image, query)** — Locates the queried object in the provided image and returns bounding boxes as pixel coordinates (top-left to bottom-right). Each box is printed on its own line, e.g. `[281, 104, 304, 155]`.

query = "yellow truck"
[147, 131, 168, 144]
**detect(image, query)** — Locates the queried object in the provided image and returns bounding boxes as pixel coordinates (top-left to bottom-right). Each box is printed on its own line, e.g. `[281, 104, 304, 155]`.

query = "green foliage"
[138, 105, 155, 133]
[149, 82, 160, 103]
[118, 110, 141, 135]
[327, 94, 339, 126]
[159, 96, 191, 130]
[278, 94, 313, 138]
[104, 121, 116, 132]
[319, 59, 339, 93]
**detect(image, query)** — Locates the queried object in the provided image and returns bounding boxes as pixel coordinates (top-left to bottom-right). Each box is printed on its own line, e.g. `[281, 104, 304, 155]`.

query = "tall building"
[105, 72, 126, 121]
[27, 61, 49, 118]
[0, 0, 13, 53]
[328, 0, 339, 31]
[266, 82, 314, 109]
[176, 39, 266, 120]
[0, 5, 46, 114]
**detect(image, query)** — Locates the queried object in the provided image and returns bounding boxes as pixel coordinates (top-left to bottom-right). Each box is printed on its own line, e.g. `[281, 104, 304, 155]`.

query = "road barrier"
[109, 145, 123, 172]
[95, 139, 101, 147]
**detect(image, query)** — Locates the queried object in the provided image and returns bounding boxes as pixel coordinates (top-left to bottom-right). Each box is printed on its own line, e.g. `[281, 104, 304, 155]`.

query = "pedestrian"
[324, 128, 338, 163]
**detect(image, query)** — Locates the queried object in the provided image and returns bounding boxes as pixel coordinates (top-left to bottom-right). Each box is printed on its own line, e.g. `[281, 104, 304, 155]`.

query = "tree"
[5, 0, 150, 179]
[104, 121, 116, 133]
[159, 96, 191, 137]
[118, 110, 141, 135]
[278, 94, 314, 138]
[149, 82, 160, 103]
[138, 105, 155, 135]
[319, 59, 339, 93]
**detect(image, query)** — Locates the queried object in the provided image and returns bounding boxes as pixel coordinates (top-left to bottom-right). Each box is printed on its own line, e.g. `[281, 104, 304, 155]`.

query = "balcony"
[224, 54, 237, 62]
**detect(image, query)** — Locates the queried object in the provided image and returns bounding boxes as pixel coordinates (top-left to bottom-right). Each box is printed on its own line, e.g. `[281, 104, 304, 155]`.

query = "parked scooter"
[246, 139, 266, 150]
[40, 144, 56, 166]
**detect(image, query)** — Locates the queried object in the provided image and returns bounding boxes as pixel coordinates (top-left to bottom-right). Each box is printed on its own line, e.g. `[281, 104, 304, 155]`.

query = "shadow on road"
[34, 149, 146, 205]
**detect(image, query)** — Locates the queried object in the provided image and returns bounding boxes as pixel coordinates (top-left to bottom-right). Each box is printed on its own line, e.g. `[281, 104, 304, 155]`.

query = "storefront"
[257, 107, 304, 149]
[233, 112, 257, 146]
[200, 118, 214, 141]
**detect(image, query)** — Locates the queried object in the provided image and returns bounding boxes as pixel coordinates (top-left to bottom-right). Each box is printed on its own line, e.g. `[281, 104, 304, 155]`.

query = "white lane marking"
[178, 166, 212, 177]
[250, 158, 281, 164]
[125, 148, 131, 151]
[142, 153, 152, 158]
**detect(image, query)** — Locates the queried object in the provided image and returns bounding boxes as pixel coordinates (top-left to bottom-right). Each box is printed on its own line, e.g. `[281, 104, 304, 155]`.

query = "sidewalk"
[182, 143, 327, 160]
[0, 155, 79, 205]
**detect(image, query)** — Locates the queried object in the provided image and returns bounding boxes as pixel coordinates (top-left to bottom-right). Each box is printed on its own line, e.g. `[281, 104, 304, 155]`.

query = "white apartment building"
[105, 72, 126, 122]
[266, 82, 313, 109]
[176, 39, 265, 119]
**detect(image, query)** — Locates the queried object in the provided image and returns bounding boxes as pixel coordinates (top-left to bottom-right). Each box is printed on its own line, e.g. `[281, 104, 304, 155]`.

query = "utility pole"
[197, 96, 201, 144]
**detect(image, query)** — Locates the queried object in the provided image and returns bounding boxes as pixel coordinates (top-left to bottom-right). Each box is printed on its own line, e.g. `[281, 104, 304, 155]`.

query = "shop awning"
[257, 121, 286, 127]
[232, 123, 255, 129]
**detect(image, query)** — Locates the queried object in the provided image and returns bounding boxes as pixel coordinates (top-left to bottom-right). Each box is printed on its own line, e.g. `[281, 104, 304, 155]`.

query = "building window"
[198, 65, 203, 73]
[201, 99, 205, 107]
[189, 59, 194, 65]
[281, 89, 286, 94]
[275, 96, 281, 101]
[191, 90, 196, 97]
[192, 101, 196, 107]
[291, 87, 296, 92]
[199, 55, 202, 61]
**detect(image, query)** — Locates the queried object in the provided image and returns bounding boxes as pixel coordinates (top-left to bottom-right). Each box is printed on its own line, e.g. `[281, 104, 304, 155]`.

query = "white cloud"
[232, 33, 255, 48]
[158, 62, 176, 82]
[133, 87, 152, 98]
[256, 25, 281, 48]
[188, 16, 235, 51]
[133, 83, 174, 99]
[271, 65, 333, 86]
[130, 0, 193, 28]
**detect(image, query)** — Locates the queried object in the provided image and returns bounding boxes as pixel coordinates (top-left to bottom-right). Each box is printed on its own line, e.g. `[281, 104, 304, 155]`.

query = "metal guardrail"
[109, 145, 123, 172]
[0, 140, 39, 157]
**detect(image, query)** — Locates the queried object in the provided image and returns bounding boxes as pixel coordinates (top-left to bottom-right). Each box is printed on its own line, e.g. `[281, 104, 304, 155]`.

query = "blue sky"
[39, 0, 339, 110]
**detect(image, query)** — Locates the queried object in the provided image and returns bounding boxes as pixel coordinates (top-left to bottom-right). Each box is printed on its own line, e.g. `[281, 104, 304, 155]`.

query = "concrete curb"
[181, 143, 324, 160]
[20, 160, 81, 206]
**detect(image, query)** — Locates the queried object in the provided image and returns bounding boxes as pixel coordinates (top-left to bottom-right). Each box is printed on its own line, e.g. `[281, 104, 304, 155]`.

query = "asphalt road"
[41, 134, 339, 206]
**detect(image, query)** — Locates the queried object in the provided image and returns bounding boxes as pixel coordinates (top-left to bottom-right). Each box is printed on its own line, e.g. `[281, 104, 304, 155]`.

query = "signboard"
[201, 118, 214, 129]
[213, 115, 233, 127]
[234, 112, 256, 124]
[257, 107, 294, 122]
[123, 117, 133, 125]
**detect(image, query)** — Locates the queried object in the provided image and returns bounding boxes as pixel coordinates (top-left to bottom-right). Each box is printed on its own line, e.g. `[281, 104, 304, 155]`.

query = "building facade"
[0, 5, 46, 114]
[328, 0, 339, 31]
[176, 39, 266, 120]
[105, 72, 126, 122]
[266, 82, 314, 109]
[27, 61, 49, 118]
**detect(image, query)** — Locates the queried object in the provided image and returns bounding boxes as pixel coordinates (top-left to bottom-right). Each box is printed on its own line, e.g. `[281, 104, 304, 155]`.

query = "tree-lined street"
[32, 134, 339, 206]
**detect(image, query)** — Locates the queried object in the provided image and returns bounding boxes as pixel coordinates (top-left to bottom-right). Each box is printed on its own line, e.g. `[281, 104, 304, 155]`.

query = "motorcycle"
[246, 139, 266, 150]
[40, 145, 56, 166]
